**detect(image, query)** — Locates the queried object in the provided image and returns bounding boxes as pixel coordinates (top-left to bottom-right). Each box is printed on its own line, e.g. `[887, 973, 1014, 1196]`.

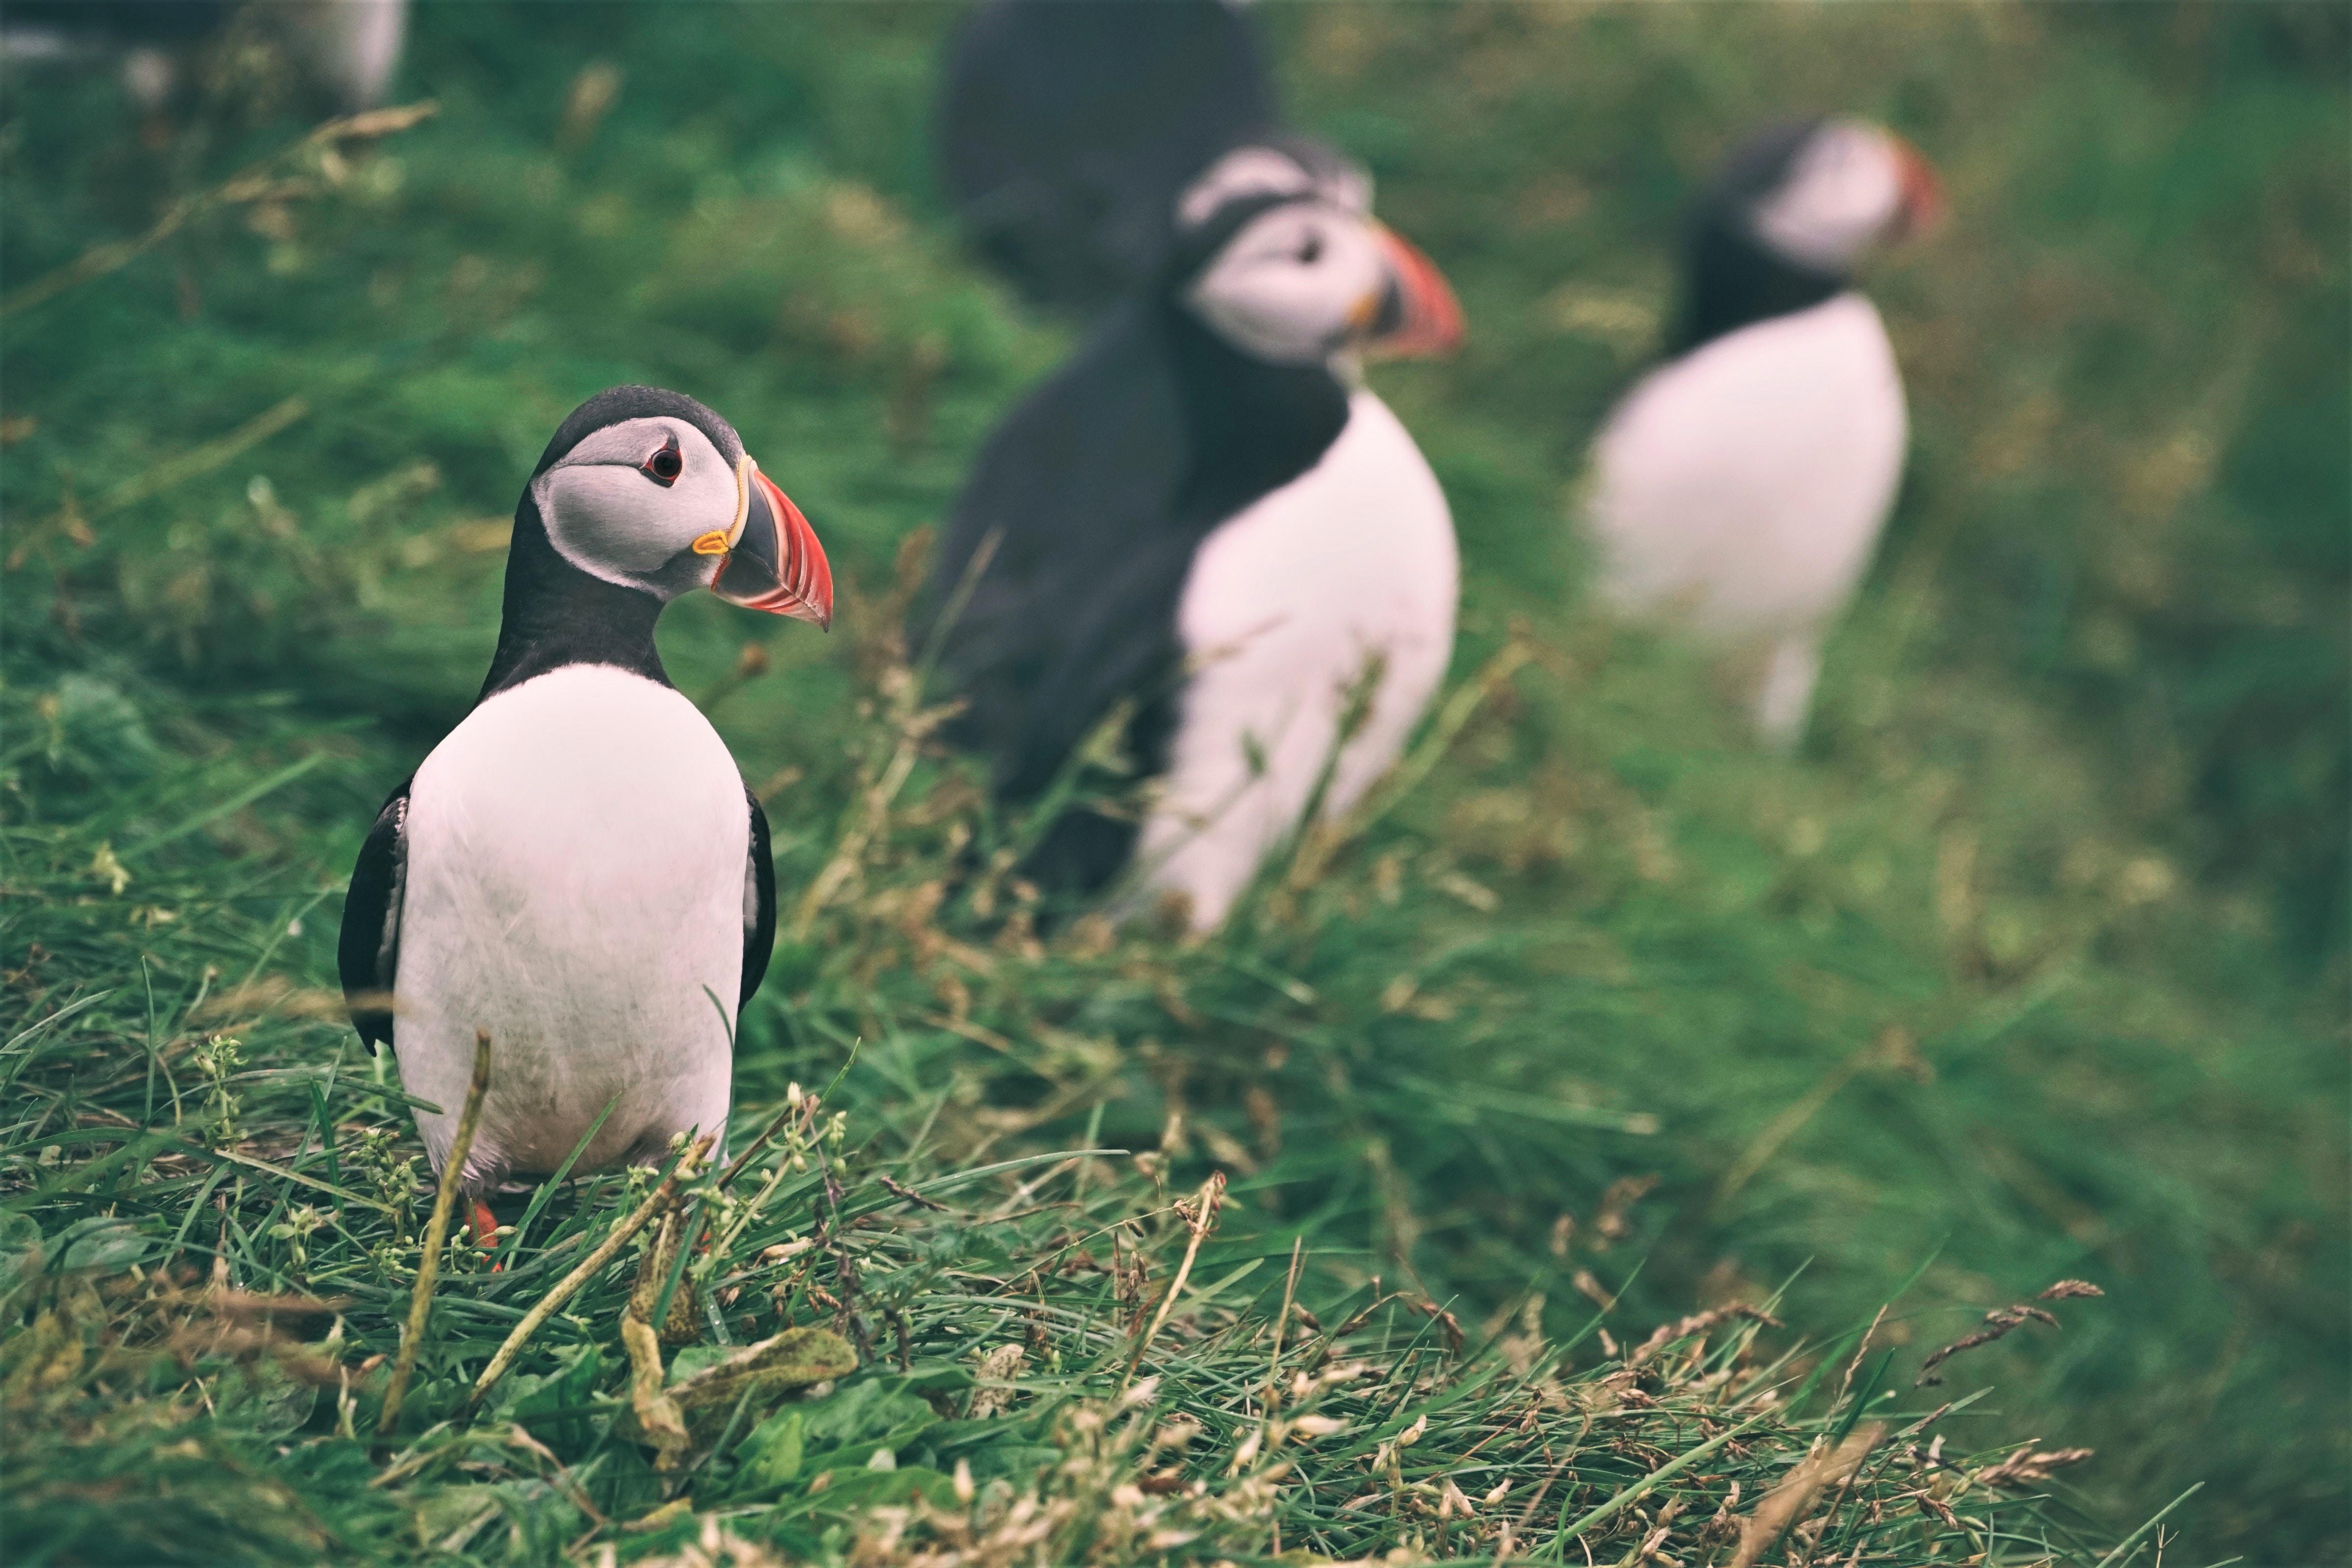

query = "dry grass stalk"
[0, 100, 439, 319]
[376, 1030, 490, 1437]
[1124, 1171, 1225, 1388]
[1287, 633, 1536, 892]
[1728, 1422, 1885, 1568]
[624, 1213, 694, 1470]
[1977, 1444, 2096, 1488]
[1916, 1277, 2103, 1387]
[467, 1131, 712, 1408]
[1629, 1302, 1785, 1366]
[2039, 1279, 2106, 1301]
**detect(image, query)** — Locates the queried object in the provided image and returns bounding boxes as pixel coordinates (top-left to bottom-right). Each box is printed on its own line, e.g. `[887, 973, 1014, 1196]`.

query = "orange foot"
[471, 1199, 502, 1271]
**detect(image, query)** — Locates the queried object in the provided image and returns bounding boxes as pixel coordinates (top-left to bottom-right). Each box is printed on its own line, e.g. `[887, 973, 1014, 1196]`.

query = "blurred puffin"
[340, 387, 832, 1245]
[936, 0, 1278, 314]
[0, 0, 408, 115]
[915, 143, 1464, 932]
[1582, 117, 1944, 748]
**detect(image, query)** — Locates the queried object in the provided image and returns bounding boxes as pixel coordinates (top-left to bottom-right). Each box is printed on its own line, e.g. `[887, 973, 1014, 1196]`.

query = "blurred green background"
[2, 2, 2343, 1560]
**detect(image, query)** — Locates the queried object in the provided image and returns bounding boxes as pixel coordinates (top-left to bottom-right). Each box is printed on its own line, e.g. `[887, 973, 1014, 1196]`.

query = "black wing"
[740, 786, 777, 1015]
[337, 777, 412, 1051]
[911, 302, 1347, 811]
[936, 0, 1278, 313]
[911, 303, 1192, 795]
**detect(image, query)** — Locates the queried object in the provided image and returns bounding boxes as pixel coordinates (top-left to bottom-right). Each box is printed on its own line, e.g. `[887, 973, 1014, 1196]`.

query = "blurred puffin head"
[525, 386, 831, 627]
[1167, 141, 1464, 367]
[1668, 116, 1942, 355]
[1719, 117, 1945, 277]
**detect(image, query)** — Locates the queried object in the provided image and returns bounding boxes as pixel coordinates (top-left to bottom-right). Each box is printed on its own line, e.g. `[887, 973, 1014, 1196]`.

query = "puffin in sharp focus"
[339, 387, 832, 1244]
[936, 0, 1279, 315]
[914, 143, 1464, 932]
[1581, 117, 1945, 748]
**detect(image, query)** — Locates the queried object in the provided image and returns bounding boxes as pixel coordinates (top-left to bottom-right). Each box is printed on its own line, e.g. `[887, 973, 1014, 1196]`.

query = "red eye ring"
[641, 438, 683, 486]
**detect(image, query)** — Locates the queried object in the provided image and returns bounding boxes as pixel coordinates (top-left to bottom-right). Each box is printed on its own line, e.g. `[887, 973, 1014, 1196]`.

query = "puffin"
[935, 0, 1278, 315]
[913, 142, 1464, 932]
[338, 386, 832, 1246]
[1581, 117, 1945, 748]
[1, 0, 409, 115]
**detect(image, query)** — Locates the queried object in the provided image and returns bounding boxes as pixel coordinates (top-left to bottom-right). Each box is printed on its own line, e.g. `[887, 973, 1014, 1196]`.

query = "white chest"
[1585, 292, 1908, 640]
[396, 664, 748, 1181]
[1136, 391, 1458, 930]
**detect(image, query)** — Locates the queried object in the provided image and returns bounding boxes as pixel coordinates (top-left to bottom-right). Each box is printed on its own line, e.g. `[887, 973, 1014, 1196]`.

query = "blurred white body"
[397, 664, 743, 1184]
[1136, 390, 1456, 930]
[1586, 291, 1906, 746]
[301, 0, 408, 110]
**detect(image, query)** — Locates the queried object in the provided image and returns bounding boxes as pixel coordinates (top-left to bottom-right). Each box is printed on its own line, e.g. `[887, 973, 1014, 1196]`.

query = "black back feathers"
[338, 777, 411, 1050]
[912, 218, 1352, 895]
[937, 0, 1279, 314]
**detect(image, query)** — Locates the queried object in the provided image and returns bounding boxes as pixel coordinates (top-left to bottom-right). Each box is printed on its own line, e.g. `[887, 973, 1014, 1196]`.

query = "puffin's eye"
[641, 438, 684, 486]
[1297, 233, 1323, 265]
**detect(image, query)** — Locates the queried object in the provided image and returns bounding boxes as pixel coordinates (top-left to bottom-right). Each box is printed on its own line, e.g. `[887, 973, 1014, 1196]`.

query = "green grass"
[1, 3, 2343, 1564]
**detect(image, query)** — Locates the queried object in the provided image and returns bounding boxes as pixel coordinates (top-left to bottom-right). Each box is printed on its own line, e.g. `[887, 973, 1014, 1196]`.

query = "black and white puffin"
[339, 386, 832, 1243]
[935, 0, 1278, 314]
[915, 143, 1464, 932]
[0, 0, 408, 115]
[1582, 117, 1945, 747]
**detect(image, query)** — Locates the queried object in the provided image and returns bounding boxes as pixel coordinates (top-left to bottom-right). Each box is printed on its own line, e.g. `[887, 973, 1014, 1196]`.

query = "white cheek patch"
[1750, 120, 1904, 273]
[535, 419, 740, 590]
[537, 465, 690, 581]
[1186, 204, 1387, 365]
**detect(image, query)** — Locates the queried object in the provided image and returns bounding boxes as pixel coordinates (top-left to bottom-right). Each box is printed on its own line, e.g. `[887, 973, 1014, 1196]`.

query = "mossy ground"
[1, 4, 2343, 1564]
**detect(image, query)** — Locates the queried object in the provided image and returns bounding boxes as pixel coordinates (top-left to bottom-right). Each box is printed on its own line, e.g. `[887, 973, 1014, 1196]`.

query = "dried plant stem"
[0, 101, 439, 319]
[1124, 1171, 1225, 1390]
[1288, 634, 1533, 889]
[467, 1133, 711, 1409]
[1264, 1235, 1304, 1411]
[792, 736, 921, 938]
[377, 1030, 491, 1438]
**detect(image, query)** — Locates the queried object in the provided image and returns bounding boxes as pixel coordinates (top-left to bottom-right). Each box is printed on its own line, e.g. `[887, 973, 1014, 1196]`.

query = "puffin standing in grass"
[935, 0, 1278, 315]
[1581, 117, 1944, 748]
[914, 143, 1464, 932]
[339, 387, 832, 1245]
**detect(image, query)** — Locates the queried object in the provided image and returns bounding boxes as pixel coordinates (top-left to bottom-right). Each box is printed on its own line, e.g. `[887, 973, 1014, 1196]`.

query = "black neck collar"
[1667, 215, 1849, 356]
[476, 492, 669, 702]
[1153, 295, 1353, 525]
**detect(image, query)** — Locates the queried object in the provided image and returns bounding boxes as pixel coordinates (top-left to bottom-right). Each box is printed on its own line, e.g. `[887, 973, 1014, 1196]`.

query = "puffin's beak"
[1889, 137, 1947, 244]
[710, 458, 833, 629]
[1359, 221, 1466, 359]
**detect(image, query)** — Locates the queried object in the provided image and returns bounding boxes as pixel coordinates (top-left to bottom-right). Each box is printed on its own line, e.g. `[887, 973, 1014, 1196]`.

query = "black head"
[1672, 117, 1946, 354]
[478, 386, 832, 699]
[520, 385, 830, 623]
[1157, 139, 1464, 367]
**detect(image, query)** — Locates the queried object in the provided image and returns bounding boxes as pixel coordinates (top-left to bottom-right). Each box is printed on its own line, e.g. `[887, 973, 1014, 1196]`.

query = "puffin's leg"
[470, 1198, 501, 1254]
[1751, 635, 1822, 753]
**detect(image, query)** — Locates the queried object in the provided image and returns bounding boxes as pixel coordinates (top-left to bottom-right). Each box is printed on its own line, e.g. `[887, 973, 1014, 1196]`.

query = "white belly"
[1135, 391, 1457, 931]
[396, 664, 747, 1183]
[1585, 292, 1907, 643]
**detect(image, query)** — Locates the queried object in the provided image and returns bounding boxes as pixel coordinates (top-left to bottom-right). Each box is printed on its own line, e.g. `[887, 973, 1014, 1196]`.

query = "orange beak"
[1363, 221, 1466, 359]
[1890, 137, 1947, 244]
[714, 460, 833, 629]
